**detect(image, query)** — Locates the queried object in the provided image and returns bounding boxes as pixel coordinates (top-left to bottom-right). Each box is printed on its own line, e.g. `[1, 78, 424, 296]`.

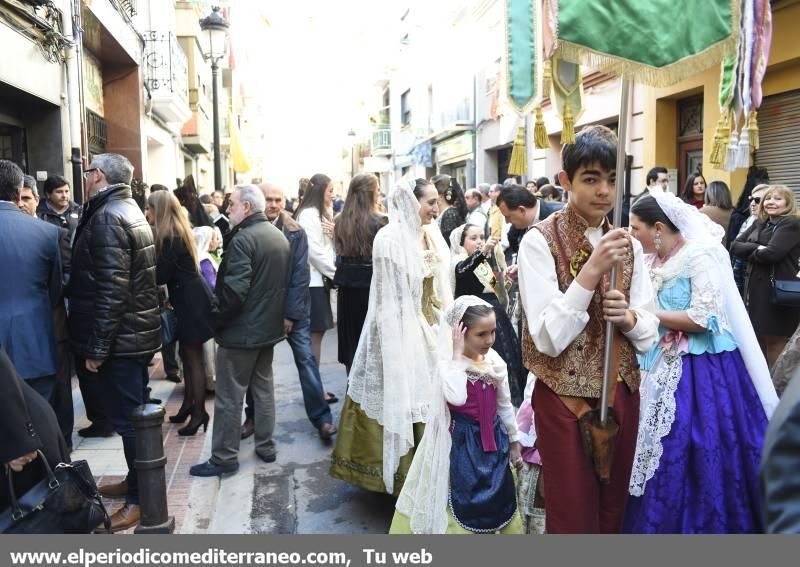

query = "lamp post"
[199, 6, 230, 192]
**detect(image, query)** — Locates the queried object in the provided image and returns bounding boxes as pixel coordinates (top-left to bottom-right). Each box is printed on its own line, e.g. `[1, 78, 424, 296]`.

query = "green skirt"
[330, 396, 424, 496]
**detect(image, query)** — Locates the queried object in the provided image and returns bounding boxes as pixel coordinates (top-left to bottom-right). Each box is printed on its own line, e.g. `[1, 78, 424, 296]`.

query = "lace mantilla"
[629, 348, 683, 497]
[647, 242, 731, 334]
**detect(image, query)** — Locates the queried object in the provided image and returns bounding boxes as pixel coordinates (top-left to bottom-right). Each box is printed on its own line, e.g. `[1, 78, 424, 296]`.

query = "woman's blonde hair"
[147, 190, 199, 268]
[758, 184, 798, 222]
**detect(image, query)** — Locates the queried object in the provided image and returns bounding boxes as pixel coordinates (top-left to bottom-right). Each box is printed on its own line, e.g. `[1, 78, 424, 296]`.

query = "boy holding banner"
[517, 126, 659, 533]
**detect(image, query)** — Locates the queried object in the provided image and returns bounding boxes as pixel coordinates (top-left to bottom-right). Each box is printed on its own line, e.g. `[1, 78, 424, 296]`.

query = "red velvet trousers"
[533, 379, 639, 533]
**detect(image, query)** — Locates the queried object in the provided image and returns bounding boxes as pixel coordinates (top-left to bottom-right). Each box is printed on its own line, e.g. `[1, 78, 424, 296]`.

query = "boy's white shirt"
[517, 222, 659, 358]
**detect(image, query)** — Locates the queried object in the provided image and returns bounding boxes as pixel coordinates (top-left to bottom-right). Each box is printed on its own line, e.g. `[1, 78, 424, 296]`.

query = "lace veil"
[346, 181, 451, 494]
[395, 295, 491, 533]
[649, 191, 778, 416]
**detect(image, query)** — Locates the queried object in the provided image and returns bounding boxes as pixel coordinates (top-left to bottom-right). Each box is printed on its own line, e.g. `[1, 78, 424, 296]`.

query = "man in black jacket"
[68, 153, 161, 532]
[37, 175, 82, 450]
[240, 183, 336, 442]
[190, 185, 290, 477]
[497, 185, 563, 260]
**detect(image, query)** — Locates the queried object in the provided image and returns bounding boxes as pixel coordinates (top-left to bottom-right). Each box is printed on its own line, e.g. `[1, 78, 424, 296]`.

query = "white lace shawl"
[346, 182, 452, 495]
[631, 243, 726, 497]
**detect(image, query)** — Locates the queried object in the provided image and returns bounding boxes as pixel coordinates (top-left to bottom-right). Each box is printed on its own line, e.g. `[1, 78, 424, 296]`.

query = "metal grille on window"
[86, 110, 107, 157]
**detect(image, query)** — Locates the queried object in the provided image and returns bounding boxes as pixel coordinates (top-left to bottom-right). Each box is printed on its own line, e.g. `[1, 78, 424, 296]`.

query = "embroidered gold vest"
[521, 206, 641, 398]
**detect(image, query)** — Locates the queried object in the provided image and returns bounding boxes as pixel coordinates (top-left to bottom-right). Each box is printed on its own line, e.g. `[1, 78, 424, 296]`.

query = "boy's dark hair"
[150, 184, 169, 192]
[630, 195, 679, 233]
[561, 125, 617, 181]
[199, 194, 212, 204]
[461, 304, 495, 328]
[43, 175, 69, 195]
[536, 176, 550, 189]
[645, 166, 668, 185]
[496, 186, 537, 209]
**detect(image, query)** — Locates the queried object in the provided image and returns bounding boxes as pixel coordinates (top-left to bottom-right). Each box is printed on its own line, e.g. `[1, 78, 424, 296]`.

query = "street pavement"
[71, 329, 395, 534]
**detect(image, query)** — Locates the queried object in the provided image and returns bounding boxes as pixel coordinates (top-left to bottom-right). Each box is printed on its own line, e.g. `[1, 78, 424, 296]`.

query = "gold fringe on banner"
[560, 103, 575, 145]
[508, 126, 527, 176]
[747, 110, 759, 152]
[533, 106, 548, 149]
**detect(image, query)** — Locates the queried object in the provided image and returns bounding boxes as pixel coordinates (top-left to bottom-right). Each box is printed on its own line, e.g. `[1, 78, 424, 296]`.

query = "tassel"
[710, 111, 731, 168]
[747, 110, 759, 151]
[724, 128, 739, 172]
[560, 103, 575, 144]
[508, 126, 527, 176]
[737, 127, 751, 168]
[533, 106, 548, 149]
[542, 59, 553, 99]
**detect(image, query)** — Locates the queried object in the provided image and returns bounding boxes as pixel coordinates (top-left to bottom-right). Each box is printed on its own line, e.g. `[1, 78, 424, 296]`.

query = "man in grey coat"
[190, 185, 290, 477]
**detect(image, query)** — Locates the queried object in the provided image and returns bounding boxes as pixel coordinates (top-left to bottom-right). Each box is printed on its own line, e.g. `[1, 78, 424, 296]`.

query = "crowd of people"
[1, 121, 799, 534]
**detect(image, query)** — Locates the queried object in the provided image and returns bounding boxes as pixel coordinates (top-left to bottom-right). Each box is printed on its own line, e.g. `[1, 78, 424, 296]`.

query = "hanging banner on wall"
[504, 0, 538, 115]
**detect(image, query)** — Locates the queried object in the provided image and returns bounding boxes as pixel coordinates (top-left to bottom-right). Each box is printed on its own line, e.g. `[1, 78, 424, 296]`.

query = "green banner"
[554, 0, 739, 86]
[505, 0, 538, 114]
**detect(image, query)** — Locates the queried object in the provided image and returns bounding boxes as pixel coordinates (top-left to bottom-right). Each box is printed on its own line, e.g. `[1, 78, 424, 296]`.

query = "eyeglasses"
[749, 196, 762, 204]
[82, 167, 103, 180]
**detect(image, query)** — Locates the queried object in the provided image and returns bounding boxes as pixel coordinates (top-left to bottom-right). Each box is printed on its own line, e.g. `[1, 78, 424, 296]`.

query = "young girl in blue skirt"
[390, 295, 523, 534]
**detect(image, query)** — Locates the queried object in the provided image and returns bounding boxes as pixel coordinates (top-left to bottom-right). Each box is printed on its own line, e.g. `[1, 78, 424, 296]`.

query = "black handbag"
[0, 452, 110, 534]
[770, 267, 800, 307]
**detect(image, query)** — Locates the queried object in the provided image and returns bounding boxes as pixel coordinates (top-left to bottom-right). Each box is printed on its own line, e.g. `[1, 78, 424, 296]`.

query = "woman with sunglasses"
[731, 185, 769, 295]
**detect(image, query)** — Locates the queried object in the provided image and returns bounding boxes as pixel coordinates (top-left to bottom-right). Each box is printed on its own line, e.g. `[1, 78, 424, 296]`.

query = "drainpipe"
[64, 0, 87, 203]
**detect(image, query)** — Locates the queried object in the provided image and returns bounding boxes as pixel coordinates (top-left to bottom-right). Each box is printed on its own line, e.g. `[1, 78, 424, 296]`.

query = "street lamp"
[199, 6, 230, 192]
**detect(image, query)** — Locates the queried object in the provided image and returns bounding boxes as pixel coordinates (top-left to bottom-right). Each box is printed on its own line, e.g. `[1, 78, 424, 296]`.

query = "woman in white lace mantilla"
[330, 179, 453, 495]
[624, 192, 777, 534]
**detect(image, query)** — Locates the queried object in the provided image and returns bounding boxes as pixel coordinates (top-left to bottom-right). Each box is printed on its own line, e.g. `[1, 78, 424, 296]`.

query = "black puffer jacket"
[67, 184, 161, 359]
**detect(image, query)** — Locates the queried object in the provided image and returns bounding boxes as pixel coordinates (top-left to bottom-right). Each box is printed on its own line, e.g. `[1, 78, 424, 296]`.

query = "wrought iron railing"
[144, 31, 189, 102]
[118, 0, 137, 18]
[86, 110, 107, 152]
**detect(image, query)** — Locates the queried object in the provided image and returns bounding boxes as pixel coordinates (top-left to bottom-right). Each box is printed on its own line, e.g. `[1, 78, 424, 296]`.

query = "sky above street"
[229, 0, 414, 192]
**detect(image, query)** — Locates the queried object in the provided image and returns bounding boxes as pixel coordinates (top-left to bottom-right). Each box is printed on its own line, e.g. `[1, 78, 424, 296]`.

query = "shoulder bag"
[0, 452, 110, 534]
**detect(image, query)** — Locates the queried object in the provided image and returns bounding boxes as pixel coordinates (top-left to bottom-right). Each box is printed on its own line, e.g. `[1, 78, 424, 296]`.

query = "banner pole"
[600, 78, 631, 425]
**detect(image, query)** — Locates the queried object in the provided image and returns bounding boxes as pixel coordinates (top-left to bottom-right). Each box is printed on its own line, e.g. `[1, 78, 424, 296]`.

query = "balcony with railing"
[144, 31, 191, 125]
[371, 127, 392, 156]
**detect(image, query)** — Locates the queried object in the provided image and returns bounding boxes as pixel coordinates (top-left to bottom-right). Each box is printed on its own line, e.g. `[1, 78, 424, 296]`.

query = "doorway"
[677, 96, 704, 191]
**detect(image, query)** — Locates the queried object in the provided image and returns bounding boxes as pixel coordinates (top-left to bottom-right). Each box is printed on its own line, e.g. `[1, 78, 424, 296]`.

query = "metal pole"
[131, 403, 175, 534]
[211, 59, 222, 192]
[600, 78, 631, 425]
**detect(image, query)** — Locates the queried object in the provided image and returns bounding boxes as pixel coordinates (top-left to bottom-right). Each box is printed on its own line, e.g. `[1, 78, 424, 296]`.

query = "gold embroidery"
[521, 206, 641, 399]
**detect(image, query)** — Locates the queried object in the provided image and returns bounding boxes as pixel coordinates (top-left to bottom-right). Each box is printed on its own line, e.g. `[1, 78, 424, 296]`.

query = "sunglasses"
[749, 196, 762, 204]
